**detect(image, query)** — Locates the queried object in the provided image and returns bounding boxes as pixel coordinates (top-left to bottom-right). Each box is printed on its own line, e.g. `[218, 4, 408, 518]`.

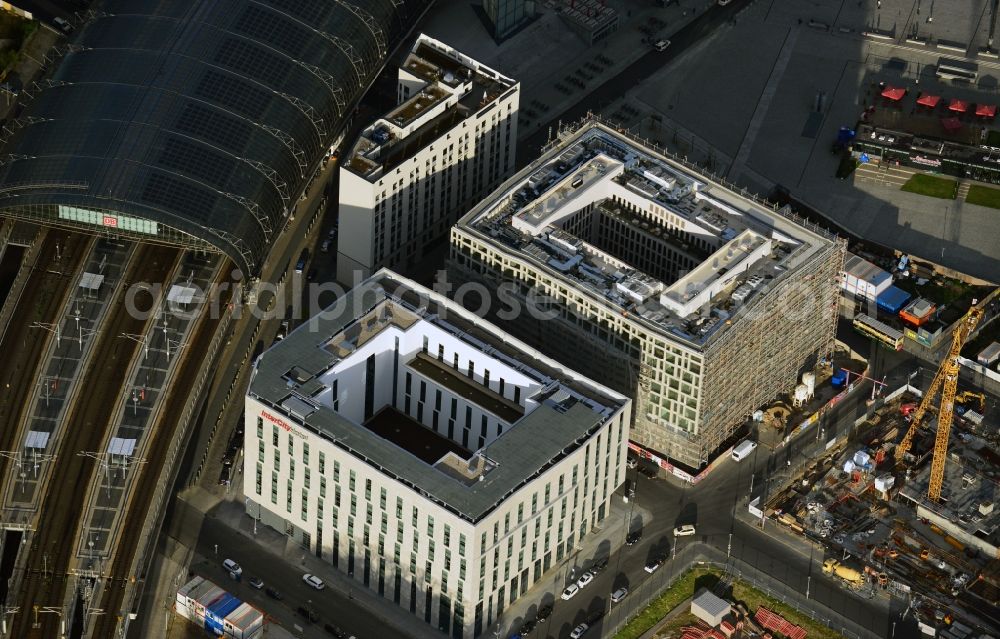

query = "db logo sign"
[102, 215, 118, 227]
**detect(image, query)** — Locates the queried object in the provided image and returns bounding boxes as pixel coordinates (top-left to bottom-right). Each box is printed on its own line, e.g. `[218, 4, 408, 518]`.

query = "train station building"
[0, 0, 429, 276]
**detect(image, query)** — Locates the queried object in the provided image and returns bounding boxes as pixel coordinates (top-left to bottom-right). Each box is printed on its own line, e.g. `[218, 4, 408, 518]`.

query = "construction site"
[758, 293, 1000, 637]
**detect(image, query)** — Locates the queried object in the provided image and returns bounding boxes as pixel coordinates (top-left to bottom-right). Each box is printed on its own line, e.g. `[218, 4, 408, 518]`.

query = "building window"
[256, 417, 263, 439]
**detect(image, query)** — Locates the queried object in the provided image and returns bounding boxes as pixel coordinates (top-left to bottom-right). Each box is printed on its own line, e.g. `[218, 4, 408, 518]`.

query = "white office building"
[450, 119, 845, 472]
[244, 270, 630, 639]
[336, 35, 519, 284]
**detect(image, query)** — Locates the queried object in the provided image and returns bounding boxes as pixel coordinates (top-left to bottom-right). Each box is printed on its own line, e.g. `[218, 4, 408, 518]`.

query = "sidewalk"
[496, 494, 652, 636]
[196, 497, 445, 639]
[190, 483, 650, 639]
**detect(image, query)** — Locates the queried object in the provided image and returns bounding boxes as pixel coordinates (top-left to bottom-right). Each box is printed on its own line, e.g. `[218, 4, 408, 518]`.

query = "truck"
[823, 558, 864, 585]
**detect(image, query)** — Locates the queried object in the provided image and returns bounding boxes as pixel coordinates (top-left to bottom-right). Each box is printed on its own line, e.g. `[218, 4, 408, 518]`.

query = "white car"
[222, 559, 242, 577]
[575, 571, 594, 589]
[644, 557, 664, 574]
[570, 623, 589, 638]
[654, 39, 670, 51]
[673, 524, 697, 537]
[321, 239, 331, 252]
[611, 587, 629, 603]
[560, 583, 579, 600]
[302, 574, 325, 590]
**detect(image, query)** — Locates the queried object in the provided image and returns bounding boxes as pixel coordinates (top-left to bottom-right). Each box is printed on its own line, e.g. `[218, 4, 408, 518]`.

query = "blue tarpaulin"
[877, 285, 911, 314]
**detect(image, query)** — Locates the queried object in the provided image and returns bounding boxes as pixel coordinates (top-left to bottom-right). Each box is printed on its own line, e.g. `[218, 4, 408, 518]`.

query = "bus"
[852, 314, 904, 351]
[936, 57, 978, 82]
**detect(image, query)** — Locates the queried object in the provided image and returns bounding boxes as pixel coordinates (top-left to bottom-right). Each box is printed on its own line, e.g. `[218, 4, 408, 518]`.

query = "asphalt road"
[516, 0, 754, 167]
[193, 515, 374, 639]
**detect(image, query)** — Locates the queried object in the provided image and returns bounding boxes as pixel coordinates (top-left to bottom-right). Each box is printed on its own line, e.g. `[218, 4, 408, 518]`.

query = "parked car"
[303, 573, 326, 590]
[638, 464, 658, 479]
[654, 39, 670, 51]
[519, 619, 536, 635]
[591, 558, 608, 573]
[560, 584, 580, 600]
[575, 571, 594, 589]
[570, 623, 589, 638]
[325, 623, 347, 637]
[673, 524, 697, 537]
[247, 576, 263, 590]
[644, 557, 664, 573]
[265, 587, 282, 600]
[222, 559, 242, 577]
[535, 604, 553, 621]
[297, 606, 320, 622]
[321, 239, 331, 253]
[53, 17, 73, 33]
[625, 531, 642, 546]
[611, 587, 629, 603]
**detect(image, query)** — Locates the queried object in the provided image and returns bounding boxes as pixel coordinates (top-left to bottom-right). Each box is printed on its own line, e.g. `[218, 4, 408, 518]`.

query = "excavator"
[896, 289, 999, 501]
[955, 391, 985, 413]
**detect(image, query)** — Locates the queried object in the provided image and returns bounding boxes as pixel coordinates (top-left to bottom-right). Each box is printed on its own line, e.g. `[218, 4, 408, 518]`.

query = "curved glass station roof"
[0, 0, 425, 275]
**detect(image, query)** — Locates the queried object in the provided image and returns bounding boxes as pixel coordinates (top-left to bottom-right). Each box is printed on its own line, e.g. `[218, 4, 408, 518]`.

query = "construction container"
[176, 576, 263, 639]
[977, 341, 1000, 366]
[899, 298, 936, 327]
[842, 254, 892, 301]
[876, 285, 911, 314]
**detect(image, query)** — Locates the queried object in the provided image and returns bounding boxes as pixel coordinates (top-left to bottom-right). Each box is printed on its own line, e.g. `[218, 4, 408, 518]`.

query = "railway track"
[0, 230, 87, 500]
[10, 244, 179, 639]
[88, 262, 232, 639]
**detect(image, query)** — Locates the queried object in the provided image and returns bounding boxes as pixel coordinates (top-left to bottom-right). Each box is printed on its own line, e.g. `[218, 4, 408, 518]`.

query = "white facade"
[244, 270, 629, 639]
[337, 34, 519, 284]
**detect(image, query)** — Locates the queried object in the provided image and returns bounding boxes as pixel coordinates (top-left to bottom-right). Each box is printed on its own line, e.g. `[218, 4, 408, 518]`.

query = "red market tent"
[916, 93, 941, 108]
[949, 99, 969, 113]
[881, 86, 906, 101]
[976, 103, 997, 117]
[940, 116, 963, 132]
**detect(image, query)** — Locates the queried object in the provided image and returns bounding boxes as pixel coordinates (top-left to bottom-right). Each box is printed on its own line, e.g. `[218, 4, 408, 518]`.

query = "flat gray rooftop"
[249, 270, 625, 523]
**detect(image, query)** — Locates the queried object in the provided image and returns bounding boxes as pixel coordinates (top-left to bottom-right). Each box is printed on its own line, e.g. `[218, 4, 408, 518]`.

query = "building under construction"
[762, 384, 1000, 634]
[449, 119, 845, 470]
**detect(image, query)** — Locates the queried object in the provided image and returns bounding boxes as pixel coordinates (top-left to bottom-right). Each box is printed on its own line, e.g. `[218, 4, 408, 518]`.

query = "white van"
[731, 439, 757, 462]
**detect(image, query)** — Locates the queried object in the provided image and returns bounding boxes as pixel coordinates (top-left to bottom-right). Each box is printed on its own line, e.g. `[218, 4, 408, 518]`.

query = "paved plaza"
[588, 0, 1000, 282]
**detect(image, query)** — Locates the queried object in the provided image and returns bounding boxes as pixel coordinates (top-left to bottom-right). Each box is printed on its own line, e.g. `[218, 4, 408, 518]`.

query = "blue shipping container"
[206, 594, 242, 636]
[877, 286, 911, 315]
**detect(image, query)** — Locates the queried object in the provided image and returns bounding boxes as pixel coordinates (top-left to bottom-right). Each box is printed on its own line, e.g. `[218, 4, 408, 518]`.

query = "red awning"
[949, 99, 969, 113]
[976, 103, 997, 117]
[881, 86, 906, 101]
[940, 116, 963, 132]
[916, 94, 940, 108]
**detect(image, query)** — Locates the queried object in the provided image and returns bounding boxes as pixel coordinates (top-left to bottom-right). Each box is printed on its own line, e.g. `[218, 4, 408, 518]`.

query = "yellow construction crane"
[897, 289, 999, 501]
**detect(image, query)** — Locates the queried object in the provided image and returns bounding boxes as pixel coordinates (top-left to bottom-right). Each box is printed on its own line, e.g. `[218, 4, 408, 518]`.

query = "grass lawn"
[613, 569, 717, 639]
[900, 174, 957, 199]
[965, 184, 1000, 209]
[613, 569, 845, 639]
